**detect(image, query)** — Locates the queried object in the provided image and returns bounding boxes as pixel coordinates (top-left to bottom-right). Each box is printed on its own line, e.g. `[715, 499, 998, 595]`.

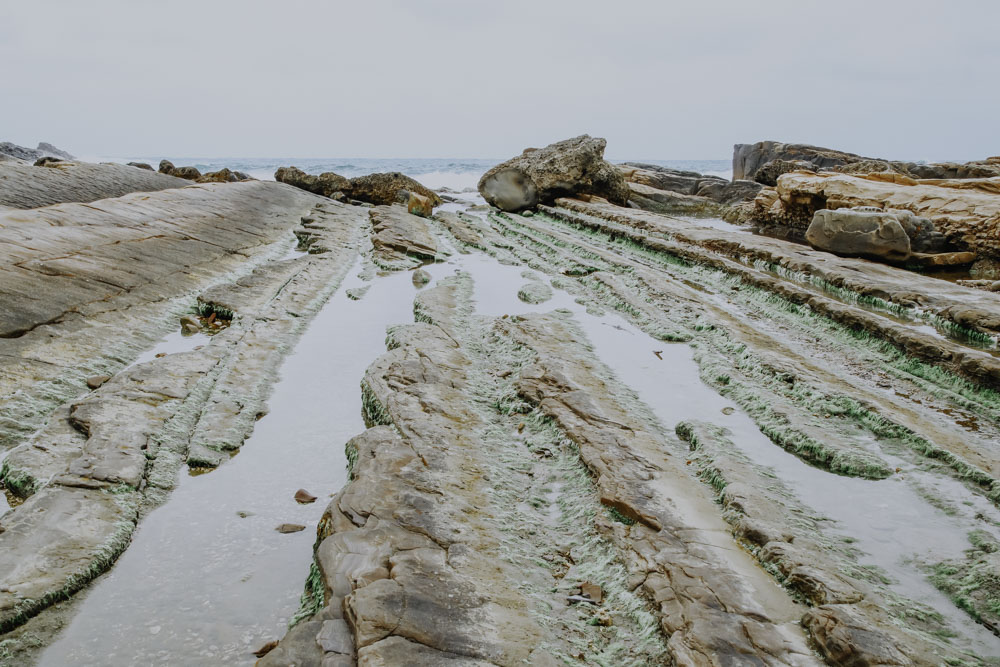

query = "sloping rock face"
[478, 135, 628, 211]
[752, 171, 1000, 260]
[0, 160, 189, 209]
[0, 189, 367, 641]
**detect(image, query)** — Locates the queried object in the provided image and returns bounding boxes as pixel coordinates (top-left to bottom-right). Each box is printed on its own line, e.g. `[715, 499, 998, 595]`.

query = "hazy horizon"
[3, 0, 998, 163]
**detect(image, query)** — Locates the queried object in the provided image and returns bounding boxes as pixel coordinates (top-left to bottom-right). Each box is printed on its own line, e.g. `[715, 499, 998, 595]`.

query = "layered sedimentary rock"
[0, 186, 367, 640]
[0, 159, 189, 209]
[735, 140, 1000, 184]
[368, 204, 440, 266]
[0, 141, 74, 162]
[752, 171, 1000, 261]
[478, 135, 628, 211]
[617, 162, 762, 219]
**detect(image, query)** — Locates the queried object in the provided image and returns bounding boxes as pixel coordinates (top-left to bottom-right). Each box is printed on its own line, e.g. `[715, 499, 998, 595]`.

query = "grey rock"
[0, 160, 188, 209]
[478, 135, 628, 211]
[805, 208, 913, 262]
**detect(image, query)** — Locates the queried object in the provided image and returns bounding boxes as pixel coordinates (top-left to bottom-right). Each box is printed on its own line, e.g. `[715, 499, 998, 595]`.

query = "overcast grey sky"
[2, 1, 997, 161]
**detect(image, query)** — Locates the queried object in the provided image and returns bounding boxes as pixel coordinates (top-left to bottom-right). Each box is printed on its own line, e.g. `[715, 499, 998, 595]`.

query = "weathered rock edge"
[0, 200, 367, 642]
[541, 200, 1000, 390]
[502, 313, 818, 666]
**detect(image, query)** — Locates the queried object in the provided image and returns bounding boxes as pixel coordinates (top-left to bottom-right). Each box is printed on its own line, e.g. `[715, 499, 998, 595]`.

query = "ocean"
[99, 157, 733, 190]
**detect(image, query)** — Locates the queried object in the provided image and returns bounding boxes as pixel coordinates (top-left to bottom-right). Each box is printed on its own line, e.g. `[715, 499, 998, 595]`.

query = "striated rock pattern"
[275, 166, 350, 198]
[0, 190, 367, 638]
[618, 162, 761, 217]
[735, 140, 1000, 184]
[478, 135, 628, 211]
[0, 159, 189, 209]
[368, 204, 440, 266]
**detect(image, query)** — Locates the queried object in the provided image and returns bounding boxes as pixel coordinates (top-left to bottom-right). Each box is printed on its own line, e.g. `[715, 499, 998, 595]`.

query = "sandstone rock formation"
[0, 159, 189, 209]
[735, 140, 1000, 184]
[478, 135, 628, 211]
[617, 162, 761, 217]
[752, 171, 1000, 261]
[368, 205, 439, 266]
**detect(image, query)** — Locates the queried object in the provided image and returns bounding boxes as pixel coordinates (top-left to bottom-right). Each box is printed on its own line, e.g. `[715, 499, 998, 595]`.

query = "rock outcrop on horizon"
[478, 135, 628, 211]
[275, 167, 441, 209]
[0, 141, 74, 163]
[734, 140, 1000, 184]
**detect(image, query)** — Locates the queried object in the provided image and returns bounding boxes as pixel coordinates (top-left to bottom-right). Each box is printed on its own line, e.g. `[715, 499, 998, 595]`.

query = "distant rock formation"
[275, 167, 441, 209]
[0, 141, 75, 162]
[734, 140, 1000, 184]
[478, 135, 628, 212]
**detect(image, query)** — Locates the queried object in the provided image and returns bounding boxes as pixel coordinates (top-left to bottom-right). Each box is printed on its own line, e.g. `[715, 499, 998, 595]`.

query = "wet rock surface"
[3, 148, 1000, 666]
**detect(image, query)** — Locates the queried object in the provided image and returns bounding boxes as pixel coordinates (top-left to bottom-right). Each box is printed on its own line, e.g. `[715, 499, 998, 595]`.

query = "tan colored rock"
[758, 171, 1000, 260]
[406, 192, 433, 217]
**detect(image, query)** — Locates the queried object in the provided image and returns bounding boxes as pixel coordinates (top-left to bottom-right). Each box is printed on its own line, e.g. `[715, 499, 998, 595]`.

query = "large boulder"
[478, 135, 628, 212]
[274, 166, 350, 198]
[805, 207, 914, 262]
[196, 167, 239, 183]
[344, 172, 441, 207]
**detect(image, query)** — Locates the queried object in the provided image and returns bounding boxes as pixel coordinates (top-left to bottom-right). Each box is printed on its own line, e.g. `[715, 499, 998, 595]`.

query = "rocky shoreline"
[1, 137, 999, 665]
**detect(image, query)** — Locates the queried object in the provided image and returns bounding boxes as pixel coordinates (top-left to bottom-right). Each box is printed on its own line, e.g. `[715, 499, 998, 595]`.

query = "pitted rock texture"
[0, 159, 189, 209]
[478, 135, 628, 211]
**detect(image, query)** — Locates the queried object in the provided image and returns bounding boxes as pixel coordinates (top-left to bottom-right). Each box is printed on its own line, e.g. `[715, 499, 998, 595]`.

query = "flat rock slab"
[369, 205, 439, 264]
[0, 485, 136, 632]
[0, 160, 189, 209]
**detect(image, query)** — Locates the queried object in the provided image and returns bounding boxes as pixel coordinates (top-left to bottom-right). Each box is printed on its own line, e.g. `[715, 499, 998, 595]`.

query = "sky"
[1, 0, 998, 162]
